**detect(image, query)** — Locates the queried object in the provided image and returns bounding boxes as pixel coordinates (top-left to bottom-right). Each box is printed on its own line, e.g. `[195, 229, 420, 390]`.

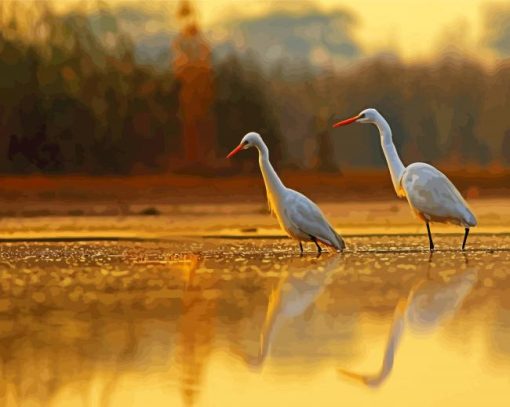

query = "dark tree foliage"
[0, 5, 181, 174]
[0, 2, 508, 175]
[214, 55, 283, 169]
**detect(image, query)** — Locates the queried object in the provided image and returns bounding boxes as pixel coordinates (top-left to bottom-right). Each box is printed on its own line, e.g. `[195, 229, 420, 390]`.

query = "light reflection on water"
[0, 239, 509, 406]
[338, 266, 478, 387]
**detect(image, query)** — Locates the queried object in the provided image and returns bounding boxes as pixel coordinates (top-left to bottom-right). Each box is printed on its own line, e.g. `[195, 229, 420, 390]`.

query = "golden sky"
[52, 0, 494, 60]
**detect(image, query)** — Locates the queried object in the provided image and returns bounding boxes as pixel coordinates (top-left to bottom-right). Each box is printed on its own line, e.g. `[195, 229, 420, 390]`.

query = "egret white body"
[333, 109, 477, 250]
[227, 132, 345, 253]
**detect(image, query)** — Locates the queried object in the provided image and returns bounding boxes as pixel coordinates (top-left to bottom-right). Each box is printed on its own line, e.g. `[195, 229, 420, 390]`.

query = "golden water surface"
[0, 235, 509, 406]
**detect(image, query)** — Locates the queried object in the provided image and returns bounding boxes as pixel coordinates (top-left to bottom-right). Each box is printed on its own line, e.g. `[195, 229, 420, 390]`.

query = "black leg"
[426, 222, 434, 252]
[299, 242, 303, 255]
[312, 237, 322, 254]
[462, 228, 470, 251]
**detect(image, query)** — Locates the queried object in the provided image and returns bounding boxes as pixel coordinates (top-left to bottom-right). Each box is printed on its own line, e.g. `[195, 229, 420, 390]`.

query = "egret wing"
[284, 190, 344, 249]
[402, 163, 476, 226]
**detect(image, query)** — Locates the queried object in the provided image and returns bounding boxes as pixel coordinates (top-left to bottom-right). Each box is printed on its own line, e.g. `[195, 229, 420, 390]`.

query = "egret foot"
[299, 242, 304, 255]
[311, 237, 322, 254]
[462, 228, 470, 251]
[426, 222, 435, 252]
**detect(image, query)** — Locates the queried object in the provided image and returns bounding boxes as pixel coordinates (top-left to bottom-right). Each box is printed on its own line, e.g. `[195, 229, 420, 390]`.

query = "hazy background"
[2, 6, 510, 406]
[1, 0, 510, 176]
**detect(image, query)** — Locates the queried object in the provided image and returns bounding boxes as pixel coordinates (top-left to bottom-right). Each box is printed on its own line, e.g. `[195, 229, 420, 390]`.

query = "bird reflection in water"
[338, 261, 478, 387]
[231, 254, 344, 368]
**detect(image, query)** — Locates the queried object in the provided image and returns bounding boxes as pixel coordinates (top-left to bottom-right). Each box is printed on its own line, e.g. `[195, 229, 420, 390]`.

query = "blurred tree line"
[274, 55, 510, 171]
[0, 1, 280, 174]
[0, 1, 509, 175]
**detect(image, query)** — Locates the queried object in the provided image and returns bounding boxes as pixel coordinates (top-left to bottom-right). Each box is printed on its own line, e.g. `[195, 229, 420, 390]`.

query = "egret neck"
[375, 115, 406, 197]
[255, 140, 286, 211]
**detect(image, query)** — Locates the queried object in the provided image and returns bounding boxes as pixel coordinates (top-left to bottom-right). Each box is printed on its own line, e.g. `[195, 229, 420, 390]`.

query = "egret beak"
[333, 114, 361, 128]
[227, 144, 244, 158]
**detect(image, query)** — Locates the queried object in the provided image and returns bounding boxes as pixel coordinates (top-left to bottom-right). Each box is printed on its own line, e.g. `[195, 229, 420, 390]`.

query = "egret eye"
[359, 113, 366, 119]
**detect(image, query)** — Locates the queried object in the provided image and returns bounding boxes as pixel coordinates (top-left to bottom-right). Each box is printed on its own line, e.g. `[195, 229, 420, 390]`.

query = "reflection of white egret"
[338, 268, 478, 387]
[233, 255, 343, 368]
[339, 298, 406, 387]
[406, 269, 478, 332]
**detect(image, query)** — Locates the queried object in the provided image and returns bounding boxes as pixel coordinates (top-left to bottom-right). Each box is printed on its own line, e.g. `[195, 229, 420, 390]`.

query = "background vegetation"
[0, 0, 509, 175]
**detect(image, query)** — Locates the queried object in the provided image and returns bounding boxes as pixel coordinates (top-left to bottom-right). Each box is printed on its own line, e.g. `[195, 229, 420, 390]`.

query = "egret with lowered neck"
[333, 109, 477, 251]
[227, 132, 345, 254]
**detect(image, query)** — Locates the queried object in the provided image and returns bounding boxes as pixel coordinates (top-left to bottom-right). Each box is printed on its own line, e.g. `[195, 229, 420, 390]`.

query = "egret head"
[333, 108, 381, 127]
[226, 132, 262, 158]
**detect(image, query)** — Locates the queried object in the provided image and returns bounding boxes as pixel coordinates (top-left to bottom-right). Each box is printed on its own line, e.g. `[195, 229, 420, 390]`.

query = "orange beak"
[226, 144, 244, 158]
[333, 114, 361, 128]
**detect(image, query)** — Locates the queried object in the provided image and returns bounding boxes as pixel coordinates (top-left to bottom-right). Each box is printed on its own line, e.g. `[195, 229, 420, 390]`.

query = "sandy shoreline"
[0, 198, 507, 241]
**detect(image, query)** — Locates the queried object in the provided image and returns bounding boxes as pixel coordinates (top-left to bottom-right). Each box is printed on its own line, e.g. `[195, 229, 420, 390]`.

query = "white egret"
[333, 109, 477, 251]
[227, 132, 345, 254]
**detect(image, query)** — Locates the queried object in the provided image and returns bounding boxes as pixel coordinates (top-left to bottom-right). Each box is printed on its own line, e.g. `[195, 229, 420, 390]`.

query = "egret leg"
[311, 237, 322, 254]
[462, 228, 470, 251]
[299, 242, 304, 255]
[426, 222, 434, 252]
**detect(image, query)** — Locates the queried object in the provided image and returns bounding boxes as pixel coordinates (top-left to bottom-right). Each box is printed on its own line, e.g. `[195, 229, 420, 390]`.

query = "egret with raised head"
[333, 109, 477, 251]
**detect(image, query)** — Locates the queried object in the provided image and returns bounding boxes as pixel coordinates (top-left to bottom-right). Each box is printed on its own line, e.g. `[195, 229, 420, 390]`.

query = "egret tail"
[329, 226, 346, 251]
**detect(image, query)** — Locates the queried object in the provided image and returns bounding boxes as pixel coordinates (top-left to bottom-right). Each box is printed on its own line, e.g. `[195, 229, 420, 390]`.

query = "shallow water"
[0, 236, 510, 406]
